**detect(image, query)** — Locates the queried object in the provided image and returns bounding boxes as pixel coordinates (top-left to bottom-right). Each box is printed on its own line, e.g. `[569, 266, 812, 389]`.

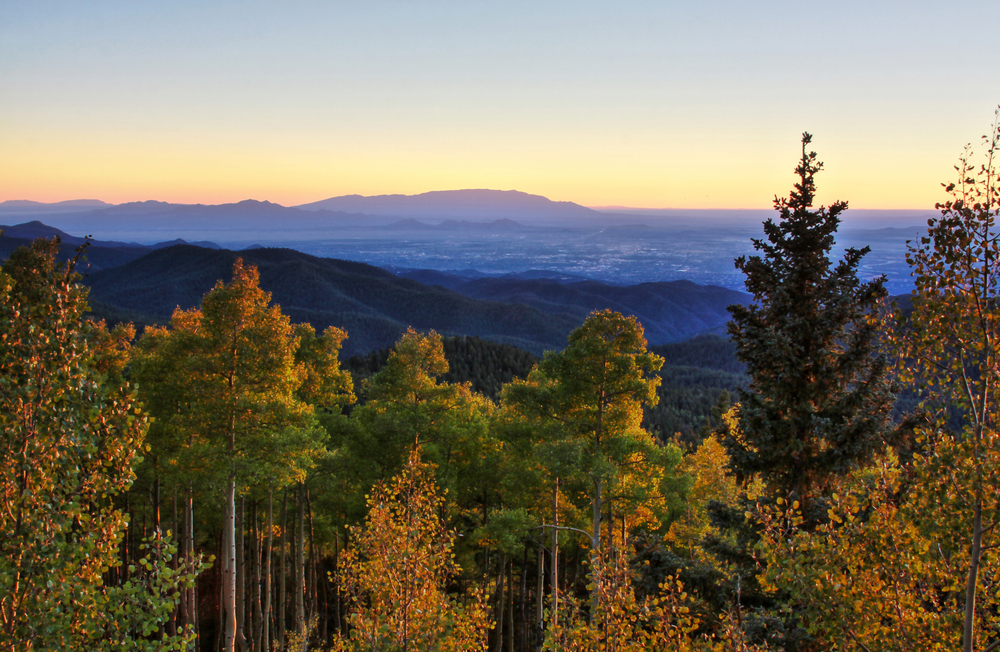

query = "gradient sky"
[3, 0, 999, 210]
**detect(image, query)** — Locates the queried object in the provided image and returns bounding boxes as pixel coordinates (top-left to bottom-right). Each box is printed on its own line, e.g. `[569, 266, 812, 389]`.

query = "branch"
[537, 523, 597, 547]
[845, 628, 874, 652]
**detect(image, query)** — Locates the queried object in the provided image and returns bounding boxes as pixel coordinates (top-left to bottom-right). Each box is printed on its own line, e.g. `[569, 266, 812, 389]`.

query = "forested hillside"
[439, 276, 746, 343]
[348, 333, 746, 441]
[84, 244, 580, 355]
[0, 230, 150, 271]
[80, 244, 746, 356]
[7, 128, 1000, 652]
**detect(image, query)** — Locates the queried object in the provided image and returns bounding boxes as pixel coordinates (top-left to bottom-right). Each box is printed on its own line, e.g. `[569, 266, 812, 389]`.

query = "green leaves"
[0, 238, 201, 650]
[134, 258, 337, 492]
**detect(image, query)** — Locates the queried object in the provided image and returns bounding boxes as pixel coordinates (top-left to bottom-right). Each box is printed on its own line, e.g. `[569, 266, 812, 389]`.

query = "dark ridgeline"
[78, 243, 749, 357]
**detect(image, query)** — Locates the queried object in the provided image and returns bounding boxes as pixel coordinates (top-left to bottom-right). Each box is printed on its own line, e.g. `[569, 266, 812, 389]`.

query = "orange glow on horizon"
[0, 120, 967, 212]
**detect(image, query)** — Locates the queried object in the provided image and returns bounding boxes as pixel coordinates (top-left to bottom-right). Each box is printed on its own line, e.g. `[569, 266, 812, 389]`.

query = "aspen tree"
[0, 239, 202, 651]
[134, 260, 330, 652]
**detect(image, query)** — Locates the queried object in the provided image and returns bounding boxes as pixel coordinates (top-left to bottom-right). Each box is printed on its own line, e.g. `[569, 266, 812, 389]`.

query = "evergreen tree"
[725, 133, 895, 502]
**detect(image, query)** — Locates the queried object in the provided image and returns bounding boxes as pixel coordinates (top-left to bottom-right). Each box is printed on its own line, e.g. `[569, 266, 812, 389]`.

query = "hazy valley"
[0, 189, 931, 294]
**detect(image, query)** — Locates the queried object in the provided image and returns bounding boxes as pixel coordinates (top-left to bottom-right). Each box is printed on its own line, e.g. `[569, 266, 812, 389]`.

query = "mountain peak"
[294, 189, 598, 221]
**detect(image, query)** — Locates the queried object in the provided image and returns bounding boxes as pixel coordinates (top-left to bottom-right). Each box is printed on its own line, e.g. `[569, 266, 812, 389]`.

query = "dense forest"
[5, 123, 1000, 652]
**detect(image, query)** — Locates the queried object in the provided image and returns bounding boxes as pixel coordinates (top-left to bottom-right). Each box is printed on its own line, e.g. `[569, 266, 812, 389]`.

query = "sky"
[2, 0, 999, 210]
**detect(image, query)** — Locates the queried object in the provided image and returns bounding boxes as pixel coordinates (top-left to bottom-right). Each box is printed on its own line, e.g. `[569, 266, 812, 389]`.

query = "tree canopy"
[726, 132, 895, 501]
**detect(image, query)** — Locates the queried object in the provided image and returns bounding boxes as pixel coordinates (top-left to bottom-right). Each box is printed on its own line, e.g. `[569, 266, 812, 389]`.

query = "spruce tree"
[725, 133, 894, 502]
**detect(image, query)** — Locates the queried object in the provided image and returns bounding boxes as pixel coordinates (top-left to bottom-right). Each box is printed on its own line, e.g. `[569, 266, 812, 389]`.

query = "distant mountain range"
[295, 189, 600, 221]
[0, 220, 750, 356]
[0, 191, 607, 244]
[0, 199, 112, 213]
[0, 221, 223, 272]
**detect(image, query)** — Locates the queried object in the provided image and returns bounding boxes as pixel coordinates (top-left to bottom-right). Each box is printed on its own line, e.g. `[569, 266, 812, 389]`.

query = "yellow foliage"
[666, 435, 739, 559]
[544, 545, 769, 652]
[334, 448, 491, 652]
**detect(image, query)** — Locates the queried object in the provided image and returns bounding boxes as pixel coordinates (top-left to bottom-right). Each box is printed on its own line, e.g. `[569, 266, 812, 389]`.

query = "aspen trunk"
[252, 500, 263, 652]
[152, 466, 161, 532]
[236, 497, 245, 650]
[963, 496, 984, 652]
[306, 487, 317, 631]
[224, 476, 237, 652]
[494, 555, 507, 652]
[187, 484, 198, 646]
[333, 531, 342, 636]
[551, 479, 559, 629]
[295, 483, 306, 645]
[217, 532, 225, 652]
[277, 491, 288, 651]
[590, 478, 602, 618]
[168, 489, 178, 639]
[520, 548, 528, 652]
[506, 561, 514, 652]
[536, 546, 544, 636]
[263, 489, 273, 652]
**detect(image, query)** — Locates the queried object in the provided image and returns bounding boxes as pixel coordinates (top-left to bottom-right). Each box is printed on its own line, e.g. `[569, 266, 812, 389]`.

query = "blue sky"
[3, 0, 998, 209]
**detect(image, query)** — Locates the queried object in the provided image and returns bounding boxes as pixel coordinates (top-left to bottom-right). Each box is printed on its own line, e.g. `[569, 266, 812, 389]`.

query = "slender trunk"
[278, 491, 288, 651]
[495, 555, 507, 652]
[252, 500, 263, 652]
[536, 546, 544, 638]
[520, 548, 528, 652]
[263, 489, 273, 652]
[506, 561, 515, 652]
[964, 496, 984, 652]
[152, 463, 161, 532]
[186, 484, 197, 647]
[224, 476, 238, 652]
[236, 497, 246, 651]
[295, 483, 306, 646]
[590, 478, 602, 618]
[306, 487, 317, 632]
[334, 531, 342, 636]
[124, 491, 132, 581]
[168, 489, 178, 639]
[551, 479, 559, 629]
[217, 532, 225, 652]
[179, 488, 189, 632]
[318, 557, 329, 646]
[621, 512, 626, 550]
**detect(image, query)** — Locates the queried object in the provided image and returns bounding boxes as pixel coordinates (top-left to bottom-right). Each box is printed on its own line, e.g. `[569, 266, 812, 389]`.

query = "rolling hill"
[84, 245, 582, 356]
[83, 245, 749, 357]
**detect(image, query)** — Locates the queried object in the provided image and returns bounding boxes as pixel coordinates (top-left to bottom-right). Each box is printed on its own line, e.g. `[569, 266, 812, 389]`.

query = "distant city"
[0, 190, 934, 295]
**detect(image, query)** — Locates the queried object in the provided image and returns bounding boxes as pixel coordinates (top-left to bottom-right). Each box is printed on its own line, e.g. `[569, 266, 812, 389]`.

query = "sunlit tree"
[335, 448, 490, 652]
[134, 259, 330, 652]
[726, 133, 895, 504]
[0, 239, 201, 651]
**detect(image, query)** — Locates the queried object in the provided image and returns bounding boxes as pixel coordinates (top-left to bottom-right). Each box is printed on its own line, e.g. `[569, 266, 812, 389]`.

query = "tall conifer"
[725, 133, 894, 501]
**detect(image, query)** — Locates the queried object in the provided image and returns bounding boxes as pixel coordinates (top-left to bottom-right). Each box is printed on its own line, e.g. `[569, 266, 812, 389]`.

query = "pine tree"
[725, 133, 895, 502]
